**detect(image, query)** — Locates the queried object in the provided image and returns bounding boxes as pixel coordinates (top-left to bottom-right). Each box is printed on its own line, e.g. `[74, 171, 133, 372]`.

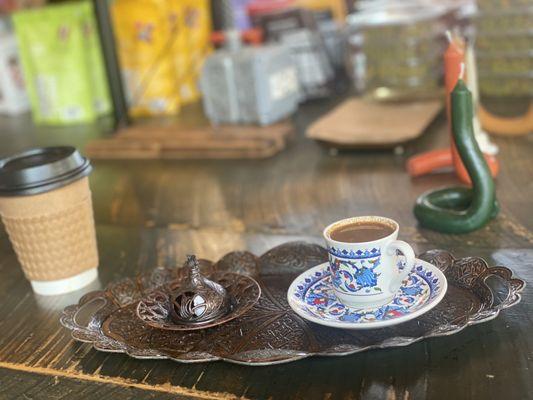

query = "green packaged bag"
[79, 1, 112, 116]
[13, 2, 111, 125]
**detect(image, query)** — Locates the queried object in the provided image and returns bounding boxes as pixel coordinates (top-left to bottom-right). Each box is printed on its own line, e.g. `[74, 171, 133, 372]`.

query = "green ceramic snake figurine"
[414, 80, 499, 233]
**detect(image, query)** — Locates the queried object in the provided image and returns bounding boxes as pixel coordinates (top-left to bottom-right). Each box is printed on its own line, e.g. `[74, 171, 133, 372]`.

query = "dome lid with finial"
[169, 255, 232, 325]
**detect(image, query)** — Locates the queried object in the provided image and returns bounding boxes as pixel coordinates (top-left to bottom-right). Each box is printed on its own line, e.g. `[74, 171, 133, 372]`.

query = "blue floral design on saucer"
[287, 260, 447, 330]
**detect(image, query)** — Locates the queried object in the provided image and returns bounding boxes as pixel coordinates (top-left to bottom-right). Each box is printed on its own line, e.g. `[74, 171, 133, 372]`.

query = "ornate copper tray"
[60, 242, 525, 366]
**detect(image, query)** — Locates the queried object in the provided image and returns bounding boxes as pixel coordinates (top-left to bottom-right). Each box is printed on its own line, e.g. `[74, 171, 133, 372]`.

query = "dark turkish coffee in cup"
[330, 221, 394, 242]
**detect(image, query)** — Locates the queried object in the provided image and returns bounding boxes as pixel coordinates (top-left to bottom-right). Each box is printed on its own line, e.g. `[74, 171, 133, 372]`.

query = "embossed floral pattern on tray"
[60, 242, 525, 366]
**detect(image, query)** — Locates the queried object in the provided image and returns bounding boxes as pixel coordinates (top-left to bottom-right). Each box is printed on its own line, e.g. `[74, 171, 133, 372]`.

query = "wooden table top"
[0, 100, 532, 400]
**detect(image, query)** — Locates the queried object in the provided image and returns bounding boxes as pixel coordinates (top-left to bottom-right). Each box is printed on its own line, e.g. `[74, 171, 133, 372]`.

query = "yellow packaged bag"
[167, 0, 187, 89]
[174, 0, 212, 104]
[111, 0, 180, 117]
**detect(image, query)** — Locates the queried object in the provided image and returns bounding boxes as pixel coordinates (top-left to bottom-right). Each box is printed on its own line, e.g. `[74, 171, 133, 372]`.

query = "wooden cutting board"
[85, 121, 293, 160]
[306, 98, 442, 148]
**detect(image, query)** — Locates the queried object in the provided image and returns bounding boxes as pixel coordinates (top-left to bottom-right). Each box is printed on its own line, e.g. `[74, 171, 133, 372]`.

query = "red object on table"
[406, 33, 499, 185]
[407, 149, 499, 181]
[406, 149, 453, 177]
[247, 0, 295, 16]
[211, 28, 264, 46]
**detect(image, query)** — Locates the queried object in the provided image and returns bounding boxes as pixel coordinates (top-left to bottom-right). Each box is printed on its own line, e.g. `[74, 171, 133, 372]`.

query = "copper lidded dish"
[136, 255, 260, 331]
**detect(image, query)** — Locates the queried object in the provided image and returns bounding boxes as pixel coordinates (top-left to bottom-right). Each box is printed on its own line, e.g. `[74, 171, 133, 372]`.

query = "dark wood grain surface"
[0, 99, 532, 400]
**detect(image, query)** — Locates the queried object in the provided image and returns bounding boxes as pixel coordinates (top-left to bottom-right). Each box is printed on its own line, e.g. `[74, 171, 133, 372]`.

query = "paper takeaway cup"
[0, 147, 98, 295]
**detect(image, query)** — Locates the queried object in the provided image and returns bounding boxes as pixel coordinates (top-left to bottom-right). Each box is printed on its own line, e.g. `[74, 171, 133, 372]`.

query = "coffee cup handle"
[386, 240, 415, 293]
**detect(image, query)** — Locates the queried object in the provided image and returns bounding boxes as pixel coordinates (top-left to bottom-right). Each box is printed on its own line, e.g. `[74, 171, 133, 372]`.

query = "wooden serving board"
[306, 98, 442, 148]
[85, 121, 293, 160]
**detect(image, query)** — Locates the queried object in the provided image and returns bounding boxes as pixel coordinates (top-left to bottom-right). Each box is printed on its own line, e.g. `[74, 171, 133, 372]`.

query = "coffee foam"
[325, 216, 398, 240]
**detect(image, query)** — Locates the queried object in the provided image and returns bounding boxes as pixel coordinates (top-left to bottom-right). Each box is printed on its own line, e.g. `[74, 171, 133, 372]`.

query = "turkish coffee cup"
[323, 216, 415, 308]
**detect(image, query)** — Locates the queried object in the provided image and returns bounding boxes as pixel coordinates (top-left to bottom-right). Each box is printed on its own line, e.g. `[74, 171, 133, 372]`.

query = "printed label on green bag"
[13, 1, 111, 125]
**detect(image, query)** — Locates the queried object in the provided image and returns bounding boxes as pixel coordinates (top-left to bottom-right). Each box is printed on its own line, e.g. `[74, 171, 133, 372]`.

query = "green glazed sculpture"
[414, 80, 499, 233]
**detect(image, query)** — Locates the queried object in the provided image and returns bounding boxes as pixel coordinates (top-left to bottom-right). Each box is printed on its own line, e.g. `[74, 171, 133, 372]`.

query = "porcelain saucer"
[287, 259, 447, 329]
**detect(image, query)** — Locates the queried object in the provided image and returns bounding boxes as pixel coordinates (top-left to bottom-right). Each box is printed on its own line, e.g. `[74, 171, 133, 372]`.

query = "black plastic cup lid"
[0, 146, 92, 196]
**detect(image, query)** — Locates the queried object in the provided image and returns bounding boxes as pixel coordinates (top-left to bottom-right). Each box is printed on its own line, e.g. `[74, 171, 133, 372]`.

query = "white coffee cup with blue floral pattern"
[323, 216, 415, 309]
